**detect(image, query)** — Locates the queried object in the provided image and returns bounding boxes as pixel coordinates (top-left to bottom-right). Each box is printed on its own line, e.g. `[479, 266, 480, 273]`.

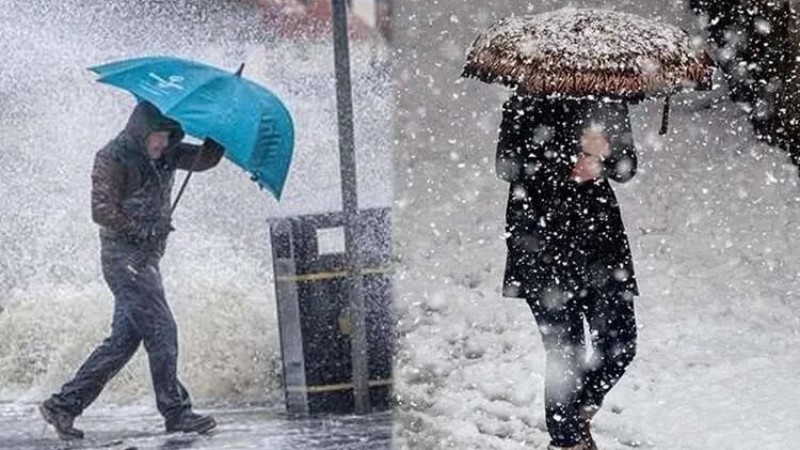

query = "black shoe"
[165, 410, 217, 434]
[39, 399, 84, 441]
[579, 405, 599, 450]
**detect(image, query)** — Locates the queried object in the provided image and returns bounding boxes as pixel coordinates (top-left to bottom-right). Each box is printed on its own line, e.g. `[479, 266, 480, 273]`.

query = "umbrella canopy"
[89, 56, 294, 199]
[462, 8, 714, 98]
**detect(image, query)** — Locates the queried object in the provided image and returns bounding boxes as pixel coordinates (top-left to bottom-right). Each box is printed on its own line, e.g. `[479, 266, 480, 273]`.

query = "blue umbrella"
[89, 56, 295, 200]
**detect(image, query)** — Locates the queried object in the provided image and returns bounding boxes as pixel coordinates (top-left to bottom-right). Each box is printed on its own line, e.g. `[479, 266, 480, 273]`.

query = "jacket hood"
[111, 101, 185, 167]
[123, 101, 185, 149]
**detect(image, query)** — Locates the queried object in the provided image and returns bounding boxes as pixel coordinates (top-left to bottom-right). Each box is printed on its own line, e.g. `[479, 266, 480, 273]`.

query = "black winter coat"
[497, 95, 639, 299]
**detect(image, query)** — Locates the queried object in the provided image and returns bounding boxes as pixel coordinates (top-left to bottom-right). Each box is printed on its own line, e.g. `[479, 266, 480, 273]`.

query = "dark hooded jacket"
[497, 94, 639, 299]
[91, 102, 223, 252]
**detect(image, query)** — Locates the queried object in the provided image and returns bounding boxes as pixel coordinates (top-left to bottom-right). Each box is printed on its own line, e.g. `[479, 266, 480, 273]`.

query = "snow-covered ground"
[0, 1, 394, 446]
[391, 1, 800, 449]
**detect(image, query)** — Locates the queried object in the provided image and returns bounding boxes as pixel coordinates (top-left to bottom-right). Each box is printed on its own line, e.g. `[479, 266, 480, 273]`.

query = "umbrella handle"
[659, 96, 671, 135]
[170, 146, 204, 215]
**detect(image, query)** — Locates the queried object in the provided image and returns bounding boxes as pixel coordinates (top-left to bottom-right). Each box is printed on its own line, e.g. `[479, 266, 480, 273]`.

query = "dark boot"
[39, 399, 84, 440]
[579, 405, 599, 450]
[165, 410, 217, 434]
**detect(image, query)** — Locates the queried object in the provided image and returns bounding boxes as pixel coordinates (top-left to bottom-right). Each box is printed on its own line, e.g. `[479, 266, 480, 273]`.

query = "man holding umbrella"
[463, 8, 713, 450]
[40, 101, 224, 439]
[39, 56, 294, 440]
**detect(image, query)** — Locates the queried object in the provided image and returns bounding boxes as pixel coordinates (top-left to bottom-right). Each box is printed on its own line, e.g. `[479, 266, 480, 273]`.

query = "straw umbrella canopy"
[462, 8, 714, 133]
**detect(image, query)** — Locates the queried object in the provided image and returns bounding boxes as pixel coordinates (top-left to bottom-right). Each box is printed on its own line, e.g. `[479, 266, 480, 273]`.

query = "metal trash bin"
[269, 207, 393, 414]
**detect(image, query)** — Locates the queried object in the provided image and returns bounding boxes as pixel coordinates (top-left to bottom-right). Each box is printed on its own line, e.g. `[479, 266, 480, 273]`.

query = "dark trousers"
[527, 288, 637, 448]
[49, 239, 191, 421]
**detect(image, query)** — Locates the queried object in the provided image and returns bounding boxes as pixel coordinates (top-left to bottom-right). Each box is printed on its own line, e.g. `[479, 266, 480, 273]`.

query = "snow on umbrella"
[462, 8, 713, 98]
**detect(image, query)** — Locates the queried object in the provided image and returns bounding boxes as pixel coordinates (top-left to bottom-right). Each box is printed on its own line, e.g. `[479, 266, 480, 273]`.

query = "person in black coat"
[497, 93, 639, 450]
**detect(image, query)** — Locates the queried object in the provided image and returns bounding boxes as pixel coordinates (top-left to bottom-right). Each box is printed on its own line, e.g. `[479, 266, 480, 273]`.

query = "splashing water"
[0, 0, 392, 407]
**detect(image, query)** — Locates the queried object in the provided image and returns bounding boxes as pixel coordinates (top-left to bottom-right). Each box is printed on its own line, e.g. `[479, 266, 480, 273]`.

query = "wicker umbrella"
[462, 8, 714, 133]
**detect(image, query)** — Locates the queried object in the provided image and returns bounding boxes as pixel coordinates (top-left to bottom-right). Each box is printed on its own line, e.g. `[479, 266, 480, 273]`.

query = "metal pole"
[331, 0, 370, 414]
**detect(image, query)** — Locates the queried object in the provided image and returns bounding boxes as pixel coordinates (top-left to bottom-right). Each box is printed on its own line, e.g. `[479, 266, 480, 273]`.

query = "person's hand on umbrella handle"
[580, 126, 611, 159]
[570, 153, 604, 183]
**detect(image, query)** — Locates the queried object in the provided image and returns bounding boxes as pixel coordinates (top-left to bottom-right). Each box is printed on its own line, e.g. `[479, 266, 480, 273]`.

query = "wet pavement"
[0, 402, 392, 450]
